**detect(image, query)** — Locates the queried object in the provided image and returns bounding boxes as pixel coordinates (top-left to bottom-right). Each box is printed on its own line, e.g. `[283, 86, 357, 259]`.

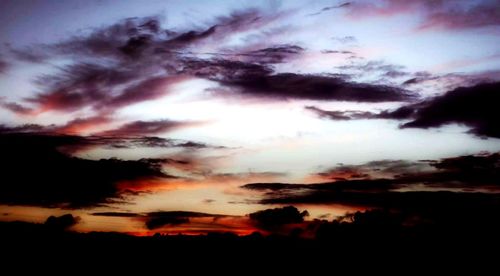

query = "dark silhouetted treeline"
[2, 208, 499, 270]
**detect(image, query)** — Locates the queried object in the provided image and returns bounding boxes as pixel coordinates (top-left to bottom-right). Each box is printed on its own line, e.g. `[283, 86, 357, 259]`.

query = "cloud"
[3, 9, 417, 117]
[308, 2, 351, 16]
[236, 44, 304, 64]
[310, 159, 430, 181]
[0, 56, 9, 74]
[397, 81, 500, 138]
[101, 75, 191, 111]
[336, 60, 409, 81]
[417, 0, 500, 31]
[0, 98, 34, 115]
[346, 0, 500, 31]
[53, 115, 113, 135]
[331, 36, 357, 44]
[0, 118, 218, 155]
[66, 135, 212, 154]
[245, 185, 500, 212]
[91, 212, 141, 217]
[91, 210, 239, 232]
[309, 81, 500, 138]
[248, 206, 309, 230]
[305, 106, 375, 121]
[144, 211, 226, 230]
[0, 132, 174, 208]
[9, 10, 294, 114]
[0, 123, 54, 133]
[96, 119, 198, 137]
[243, 152, 500, 206]
[44, 214, 80, 231]
[26, 64, 190, 113]
[27, 63, 139, 112]
[182, 55, 412, 102]
[227, 73, 412, 102]
[0, 121, 215, 146]
[321, 50, 354, 55]
[401, 70, 500, 92]
[185, 58, 414, 102]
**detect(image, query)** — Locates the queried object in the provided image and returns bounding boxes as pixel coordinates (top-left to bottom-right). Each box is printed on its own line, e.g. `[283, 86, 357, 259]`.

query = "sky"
[0, 0, 499, 236]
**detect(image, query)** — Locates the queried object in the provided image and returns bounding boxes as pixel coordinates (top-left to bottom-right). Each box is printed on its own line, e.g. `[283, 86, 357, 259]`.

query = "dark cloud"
[397, 81, 500, 138]
[0, 122, 216, 154]
[47, 10, 277, 60]
[188, 59, 414, 101]
[109, 137, 220, 150]
[26, 64, 188, 113]
[309, 81, 500, 138]
[145, 217, 189, 229]
[144, 211, 226, 230]
[246, 185, 500, 212]
[0, 98, 33, 115]
[11, 10, 297, 114]
[4, 10, 415, 115]
[91, 210, 230, 230]
[0, 124, 50, 133]
[51, 16, 194, 60]
[312, 159, 429, 181]
[308, 2, 351, 16]
[175, 141, 220, 149]
[336, 60, 409, 81]
[321, 50, 354, 55]
[9, 46, 50, 63]
[26, 62, 138, 112]
[0, 56, 9, 74]
[402, 78, 421, 86]
[249, 206, 309, 229]
[244, 179, 395, 196]
[305, 106, 375, 121]
[190, 57, 412, 102]
[401, 71, 500, 92]
[238, 44, 304, 64]
[0, 132, 174, 208]
[203, 199, 216, 204]
[181, 58, 273, 80]
[44, 214, 80, 231]
[91, 212, 140, 217]
[243, 152, 500, 206]
[102, 75, 189, 111]
[317, 213, 331, 219]
[164, 25, 218, 48]
[170, 44, 303, 64]
[56, 135, 212, 154]
[96, 119, 196, 137]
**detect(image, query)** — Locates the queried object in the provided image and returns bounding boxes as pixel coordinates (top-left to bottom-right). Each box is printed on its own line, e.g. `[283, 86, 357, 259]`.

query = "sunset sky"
[0, 0, 499, 235]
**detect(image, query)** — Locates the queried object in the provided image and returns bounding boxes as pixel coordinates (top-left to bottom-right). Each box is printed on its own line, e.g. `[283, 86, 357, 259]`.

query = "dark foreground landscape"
[3, 206, 499, 269]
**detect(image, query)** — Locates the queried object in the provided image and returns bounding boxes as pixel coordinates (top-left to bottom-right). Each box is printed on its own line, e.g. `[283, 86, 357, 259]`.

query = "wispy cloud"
[345, 0, 500, 31]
